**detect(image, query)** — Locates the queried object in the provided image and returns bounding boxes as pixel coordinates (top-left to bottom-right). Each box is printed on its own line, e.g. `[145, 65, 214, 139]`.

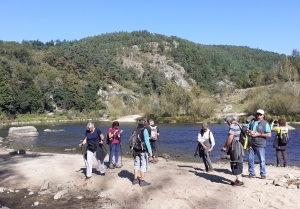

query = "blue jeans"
[109, 144, 120, 164]
[248, 146, 266, 177]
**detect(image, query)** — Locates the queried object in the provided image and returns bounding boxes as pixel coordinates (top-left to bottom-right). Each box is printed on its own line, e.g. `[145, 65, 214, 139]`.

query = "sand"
[0, 150, 300, 209]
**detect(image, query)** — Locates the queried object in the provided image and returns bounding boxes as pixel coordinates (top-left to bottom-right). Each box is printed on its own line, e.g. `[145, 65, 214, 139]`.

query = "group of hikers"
[199, 109, 289, 186]
[78, 118, 160, 187]
[79, 108, 290, 187]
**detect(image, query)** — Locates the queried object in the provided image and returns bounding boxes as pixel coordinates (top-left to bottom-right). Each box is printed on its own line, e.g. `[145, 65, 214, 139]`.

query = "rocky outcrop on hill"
[7, 126, 38, 138]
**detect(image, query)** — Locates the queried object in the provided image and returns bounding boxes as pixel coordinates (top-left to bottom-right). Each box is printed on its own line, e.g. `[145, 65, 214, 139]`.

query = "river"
[0, 121, 299, 166]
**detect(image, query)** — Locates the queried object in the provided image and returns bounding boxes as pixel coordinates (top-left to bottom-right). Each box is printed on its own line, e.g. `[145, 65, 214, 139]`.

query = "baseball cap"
[256, 109, 264, 115]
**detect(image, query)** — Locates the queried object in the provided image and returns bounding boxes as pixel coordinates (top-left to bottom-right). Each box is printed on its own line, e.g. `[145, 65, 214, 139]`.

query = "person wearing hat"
[246, 109, 271, 179]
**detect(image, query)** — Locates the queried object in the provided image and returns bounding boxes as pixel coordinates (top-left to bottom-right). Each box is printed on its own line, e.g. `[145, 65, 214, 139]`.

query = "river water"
[0, 121, 299, 166]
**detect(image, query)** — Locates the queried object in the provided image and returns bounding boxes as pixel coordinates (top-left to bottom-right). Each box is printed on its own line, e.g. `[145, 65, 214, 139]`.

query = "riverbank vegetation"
[1, 31, 300, 123]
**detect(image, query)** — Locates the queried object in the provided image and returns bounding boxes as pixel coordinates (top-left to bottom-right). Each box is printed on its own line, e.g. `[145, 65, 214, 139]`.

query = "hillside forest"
[1, 30, 300, 123]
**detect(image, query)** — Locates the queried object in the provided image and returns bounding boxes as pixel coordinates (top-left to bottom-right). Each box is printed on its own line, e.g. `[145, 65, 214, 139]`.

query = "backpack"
[278, 127, 289, 144]
[236, 123, 249, 150]
[129, 127, 146, 151]
[150, 126, 158, 141]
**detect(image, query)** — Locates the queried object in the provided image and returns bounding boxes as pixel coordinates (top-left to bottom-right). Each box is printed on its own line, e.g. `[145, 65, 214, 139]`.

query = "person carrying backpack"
[271, 118, 289, 167]
[197, 123, 215, 172]
[146, 119, 160, 163]
[131, 119, 153, 187]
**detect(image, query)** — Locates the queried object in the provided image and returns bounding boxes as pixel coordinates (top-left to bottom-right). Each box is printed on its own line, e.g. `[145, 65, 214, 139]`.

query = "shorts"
[230, 162, 243, 175]
[134, 152, 148, 173]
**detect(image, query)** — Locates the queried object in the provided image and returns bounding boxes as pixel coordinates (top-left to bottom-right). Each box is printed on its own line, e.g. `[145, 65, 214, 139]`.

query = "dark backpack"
[278, 127, 289, 144]
[129, 127, 145, 151]
[236, 123, 249, 150]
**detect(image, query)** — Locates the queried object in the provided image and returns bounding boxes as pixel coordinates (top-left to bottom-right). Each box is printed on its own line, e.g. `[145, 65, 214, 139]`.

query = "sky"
[1, 0, 299, 55]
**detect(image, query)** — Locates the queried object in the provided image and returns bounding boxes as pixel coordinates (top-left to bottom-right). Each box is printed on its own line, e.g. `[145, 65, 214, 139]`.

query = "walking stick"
[120, 144, 123, 166]
[80, 146, 87, 168]
[194, 143, 200, 158]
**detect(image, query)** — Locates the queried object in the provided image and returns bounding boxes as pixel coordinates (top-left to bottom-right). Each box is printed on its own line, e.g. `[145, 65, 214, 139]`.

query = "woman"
[79, 122, 106, 178]
[197, 123, 215, 172]
[107, 121, 122, 169]
[271, 119, 289, 167]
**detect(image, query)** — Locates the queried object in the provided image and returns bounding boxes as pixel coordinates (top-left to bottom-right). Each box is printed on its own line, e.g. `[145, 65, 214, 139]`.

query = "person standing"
[222, 115, 245, 186]
[247, 109, 271, 179]
[271, 119, 289, 167]
[79, 122, 106, 178]
[198, 123, 215, 172]
[107, 121, 122, 169]
[148, 119, 160, 163]
[132, 119, 153, 187]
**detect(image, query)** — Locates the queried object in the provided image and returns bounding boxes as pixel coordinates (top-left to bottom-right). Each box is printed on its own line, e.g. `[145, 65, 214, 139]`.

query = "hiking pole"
[120, 144, 123, 166]
[194, 143, 200, 158]
[80, 145, 87, 168]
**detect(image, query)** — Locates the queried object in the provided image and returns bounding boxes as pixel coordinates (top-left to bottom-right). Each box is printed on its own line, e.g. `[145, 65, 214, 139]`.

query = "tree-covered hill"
[0, 30, 299, 120]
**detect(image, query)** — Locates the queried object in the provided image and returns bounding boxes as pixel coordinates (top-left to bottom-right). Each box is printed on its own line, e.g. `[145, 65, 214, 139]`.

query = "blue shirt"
[85, 128, 102, 152]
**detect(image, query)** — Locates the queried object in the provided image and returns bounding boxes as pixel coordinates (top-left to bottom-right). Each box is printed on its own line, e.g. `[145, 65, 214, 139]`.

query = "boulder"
[8, 126, 38, 138]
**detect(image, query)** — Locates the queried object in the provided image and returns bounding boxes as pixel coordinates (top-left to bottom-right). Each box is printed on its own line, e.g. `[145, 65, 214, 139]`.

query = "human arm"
[108, 128, 118, 138]
[197, 132, 207, 149]
[143, 129, 152, 157]
[99, 133, 104, 144]
[221, 134, 233, 152]
[208, 132, 215, 153]
[79, 137, 87, 147]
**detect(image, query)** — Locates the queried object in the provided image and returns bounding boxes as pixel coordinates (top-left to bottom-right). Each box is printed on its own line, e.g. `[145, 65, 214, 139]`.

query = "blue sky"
[1, 0, 299, 55]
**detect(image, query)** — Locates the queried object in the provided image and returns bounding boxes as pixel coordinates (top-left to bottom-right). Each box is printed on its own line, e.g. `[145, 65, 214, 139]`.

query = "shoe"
[108, 164, 115, 169]
[100, 173, 105, 176]
[248, 174, 256, 178]
[261, 176, 266, 179]
[231, 180, 244, 186]
[139, 180, 151, 187]
[132, 178, 139, 185]
[207, 168, 214, 173]
[115, 163, 122, 168]
[85, 176, 91, 180]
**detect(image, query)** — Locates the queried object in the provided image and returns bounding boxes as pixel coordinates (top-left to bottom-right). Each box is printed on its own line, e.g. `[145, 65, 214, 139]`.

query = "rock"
[40, 180, 49, 191]
[222, 105, 232, 112]
[9, 150, 18, 155]
[54, 190, 68, 200]
[284, 173, 295, 180]
[18, 149, 26, 155]
[7, 126, 38, 138]
[288, 185, 297, 189]
[0, 187, 7, 192]
[77, 196, 83, 199]
[159, 153, 171, 159]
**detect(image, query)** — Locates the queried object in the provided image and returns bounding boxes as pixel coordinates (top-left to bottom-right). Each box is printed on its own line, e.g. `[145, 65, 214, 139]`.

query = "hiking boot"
[115, 163, 122, 168]
[100, 173, 105, 176]
[132, 178, 139, 185]
[139, 180, 151, 187]
[207, 168, 214, 172]
[108, 164, 115, 169]
[231, 180, 244, 186]
[248, 174, 256, 178]
[261, 176, 266, 179]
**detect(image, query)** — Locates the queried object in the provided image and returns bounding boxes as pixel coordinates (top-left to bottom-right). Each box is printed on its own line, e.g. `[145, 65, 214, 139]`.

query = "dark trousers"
[276, 149, 287, 166]
[150, 141, 158, 157]
[200, 149, 213, 171]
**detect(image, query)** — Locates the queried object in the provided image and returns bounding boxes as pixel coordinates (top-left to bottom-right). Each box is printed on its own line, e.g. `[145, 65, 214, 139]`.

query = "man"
[147, 119, 160, 163]
[198, 123, 215, 172]
[247, 109, 271, 179]
[222, 115, 245, 186]
[132, 119, 153, 187]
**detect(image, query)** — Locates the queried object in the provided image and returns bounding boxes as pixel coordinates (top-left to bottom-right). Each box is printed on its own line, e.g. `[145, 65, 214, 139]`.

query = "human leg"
[86, 150, 94, 178]
[282, 150, 287, 167]
[276, 149, 281, 166]
[248, 148, 256, 176]
[133, 154, 141, 185]
[139, 152, 150, 187]
[253, 146, 266, 177]
[109, 144, 115, 168]
[231, 162, 244, 186]
[95, 152, 105, 175]
[114, 144, 120, 165]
